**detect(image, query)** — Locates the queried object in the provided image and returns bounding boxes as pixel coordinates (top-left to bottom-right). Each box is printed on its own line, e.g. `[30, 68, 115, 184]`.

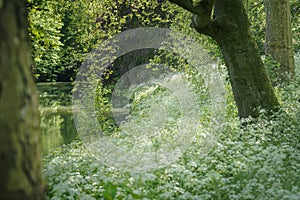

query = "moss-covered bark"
[0, 1, 45, 199]
[169, 0, 280, 118]
[211, 0, 280, 118]
[265, 0, 295, 80]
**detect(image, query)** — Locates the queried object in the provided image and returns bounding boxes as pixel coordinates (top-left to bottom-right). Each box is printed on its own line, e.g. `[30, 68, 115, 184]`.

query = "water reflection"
[37, 82, 77, 154]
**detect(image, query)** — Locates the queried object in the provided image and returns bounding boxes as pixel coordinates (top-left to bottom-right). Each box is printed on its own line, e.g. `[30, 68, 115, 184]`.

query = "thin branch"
[168, 0, 215, 29]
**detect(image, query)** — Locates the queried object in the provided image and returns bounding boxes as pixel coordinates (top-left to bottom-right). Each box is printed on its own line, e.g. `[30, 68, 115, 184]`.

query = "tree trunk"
[0, 1, 45, 199]
[169, 0, 280, 118]
[211, 0, 280, 118]
[264, 0, 295, 80]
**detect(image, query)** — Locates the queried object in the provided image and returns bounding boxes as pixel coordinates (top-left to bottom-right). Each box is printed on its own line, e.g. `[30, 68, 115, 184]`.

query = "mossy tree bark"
[168, 0, 280, 118]
[0, 1, 45, 199]
[264, 0, 295, 80]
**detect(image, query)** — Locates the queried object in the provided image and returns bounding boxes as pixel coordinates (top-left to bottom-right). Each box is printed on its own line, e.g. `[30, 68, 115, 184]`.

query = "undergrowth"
[43, 59, 300, 199]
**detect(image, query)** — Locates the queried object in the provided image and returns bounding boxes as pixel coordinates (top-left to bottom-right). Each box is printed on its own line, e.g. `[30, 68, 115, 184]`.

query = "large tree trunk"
[264, 0, 295, 80]
[0, 1, 45, 199]
[211, 0, 280, 118]
[169, 0, 280, 118]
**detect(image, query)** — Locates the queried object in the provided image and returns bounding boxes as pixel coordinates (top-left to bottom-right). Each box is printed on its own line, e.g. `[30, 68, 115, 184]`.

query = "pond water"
[37, 82, 78, 154]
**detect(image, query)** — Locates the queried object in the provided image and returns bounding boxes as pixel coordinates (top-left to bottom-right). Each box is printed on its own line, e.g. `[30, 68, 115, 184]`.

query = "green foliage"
[28, 0, 114, 81]
[58, 0, 113, 81]
[28, 0, 64, 81]
[43, 55, 300, 199]
[28, 0, 222, 82]
[167, 3, 220, 58]
[103, 183, 117, 200]
[28, 0, 299, 82]
[36, 1, 300, 198]
[27, 0, 177, 81]
[291, 0, 300, 51]
[37, 82, 72, 107]
[43, 111, 300, 199]
[245, 0, 300, 53]
[262, 55, 281, 82]
[245, 0, 266, 53]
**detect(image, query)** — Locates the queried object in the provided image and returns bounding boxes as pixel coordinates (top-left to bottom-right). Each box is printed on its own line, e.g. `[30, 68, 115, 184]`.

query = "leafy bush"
[28, 0, 64, 81]
[28, 0, 182, 82]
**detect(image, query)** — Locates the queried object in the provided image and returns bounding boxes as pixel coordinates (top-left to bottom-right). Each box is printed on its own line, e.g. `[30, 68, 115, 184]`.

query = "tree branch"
[168, 0, 215, 30]
[168, 0, 203, 15]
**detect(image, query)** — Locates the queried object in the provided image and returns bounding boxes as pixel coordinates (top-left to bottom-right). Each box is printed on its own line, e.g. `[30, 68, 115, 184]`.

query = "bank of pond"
[37, 82, 77, 154]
